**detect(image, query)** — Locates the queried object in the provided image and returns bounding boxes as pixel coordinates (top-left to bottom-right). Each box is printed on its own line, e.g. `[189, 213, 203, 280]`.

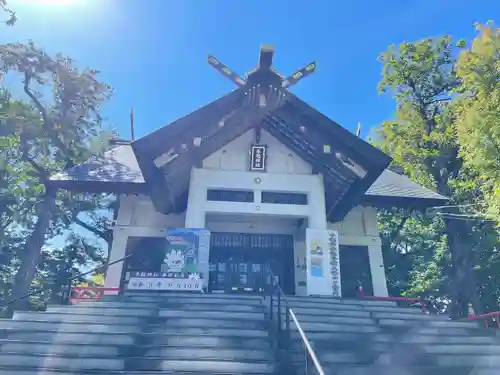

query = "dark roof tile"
[50, 146, 446, 202]
[50, 145, 144, 184]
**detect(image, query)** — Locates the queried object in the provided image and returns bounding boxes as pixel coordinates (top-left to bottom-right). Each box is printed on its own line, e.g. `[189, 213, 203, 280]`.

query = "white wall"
[328, 206, 388, 297]
[104, 194, 186, 293]
[186, 168, 326, 228]
[203, 129, 313, 174]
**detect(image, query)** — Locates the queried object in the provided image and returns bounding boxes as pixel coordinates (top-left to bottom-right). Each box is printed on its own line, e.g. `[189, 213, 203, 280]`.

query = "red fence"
[361, 292, 500, 329]
[467, 311, 500, 328]
[69, 287, 120, 304]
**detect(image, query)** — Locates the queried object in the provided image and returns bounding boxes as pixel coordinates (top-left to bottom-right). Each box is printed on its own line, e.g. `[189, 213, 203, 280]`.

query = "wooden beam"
[263, 122, 346, 191]
[265, 112, 359, 182]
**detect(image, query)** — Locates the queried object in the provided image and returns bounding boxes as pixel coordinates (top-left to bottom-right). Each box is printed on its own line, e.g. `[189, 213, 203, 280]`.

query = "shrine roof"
[48, 144, 448, 208]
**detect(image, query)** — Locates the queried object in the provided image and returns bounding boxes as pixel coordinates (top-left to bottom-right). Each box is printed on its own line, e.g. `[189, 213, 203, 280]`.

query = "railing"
[468, 311, 500, 328]
[69, 286, 121, 304]
[264, 265, 325, 375]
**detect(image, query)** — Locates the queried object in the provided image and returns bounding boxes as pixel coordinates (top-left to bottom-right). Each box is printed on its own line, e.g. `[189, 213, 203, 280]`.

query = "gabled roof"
[122, 87, 393, 220]
[364, 169, 447, 207]
[49, 145, 147, 193]
[48, 144, 447, 209]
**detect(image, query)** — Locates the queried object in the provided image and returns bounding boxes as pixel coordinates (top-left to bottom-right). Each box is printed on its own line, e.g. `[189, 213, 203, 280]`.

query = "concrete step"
[311, 364, 498, 375]
[295, 340, 500, 356]
[150, 317, 267, 330]
[372, 312, 470, 323]
[420, 344, 500, 354]
[160, 296, 265, 307]
[378, 320, 489, 335]
[0, 341, 273, 362]
[291, 331, 498, 344]
[14, 312, 147, 325]
[158, 308, 265, 320]
[150, 326, 269, 338]
[0, 356, 274, 373]
[0, 371, 274, 375]
[376, 317, 479, 328]
[0, 353, 124, 371]
[294, 349, 500, 367]
[126, 358, 274, 373]
[145, 335, 270, 349]
[293, 321, 380, 333]
[160, 302, 265, 312]
[0, 340, 121, 356]
[290, 306, 371, 318]
[286, 296, 397, 307]
[143, 347, 272, 361]
[289, 314, 375, 325]
[428, 354, 500, 367]
[48, 305, 158, 316]
[120, 295, 265, 306]
[0, 331, 138, 345]
[287, 300, 428, 315]
[0, 319, 141, 333]
[124, 292, 263, 300]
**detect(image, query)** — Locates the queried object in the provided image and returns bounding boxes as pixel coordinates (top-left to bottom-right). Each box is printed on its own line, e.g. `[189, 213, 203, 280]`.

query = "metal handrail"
[288, 308, 326, 375]
[265, 264, 326, 375]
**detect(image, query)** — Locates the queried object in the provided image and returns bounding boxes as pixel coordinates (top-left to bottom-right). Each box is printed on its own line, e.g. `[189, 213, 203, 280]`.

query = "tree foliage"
[0, 0, 16, 26]
[0, 38, 114, 310]
[455, 23, 500, 219]
[375, 24, 500, 317]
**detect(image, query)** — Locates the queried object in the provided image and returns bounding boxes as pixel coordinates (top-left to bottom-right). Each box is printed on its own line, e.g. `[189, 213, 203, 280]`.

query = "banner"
[127, 272, 203, 291]
[306, 229, 341, 297]
[127, 228, 210, 292]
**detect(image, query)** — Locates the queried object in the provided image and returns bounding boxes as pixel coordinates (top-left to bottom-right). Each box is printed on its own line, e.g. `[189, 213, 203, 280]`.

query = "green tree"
[0, 41, 112, 310]
[376, 34, 500, 317]
[455, 23, 500, 220]
[36, 234, 104, 305]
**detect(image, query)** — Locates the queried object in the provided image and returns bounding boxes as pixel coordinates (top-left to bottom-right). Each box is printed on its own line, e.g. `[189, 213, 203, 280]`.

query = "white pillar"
[103, 227, 128, 295]
[368, 243, 389, 297]
[308, 174, 327, 230]
[185, 168, 206, 228]
[184, 167, 208, 289]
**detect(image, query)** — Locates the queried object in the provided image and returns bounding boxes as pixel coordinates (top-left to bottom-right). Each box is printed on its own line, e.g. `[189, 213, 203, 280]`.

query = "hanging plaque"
[249, 145, 267, 171]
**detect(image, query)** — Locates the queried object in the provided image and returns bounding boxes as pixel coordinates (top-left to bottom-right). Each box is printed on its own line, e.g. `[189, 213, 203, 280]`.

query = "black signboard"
[249, 145, 267, 171]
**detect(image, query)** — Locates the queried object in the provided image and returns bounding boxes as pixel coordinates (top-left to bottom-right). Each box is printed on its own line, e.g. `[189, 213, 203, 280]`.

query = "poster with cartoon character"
[128, 228, 210, 291]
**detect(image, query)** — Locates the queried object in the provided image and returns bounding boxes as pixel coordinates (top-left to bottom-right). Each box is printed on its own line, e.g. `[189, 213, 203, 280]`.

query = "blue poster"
[162, 228, 210, 281]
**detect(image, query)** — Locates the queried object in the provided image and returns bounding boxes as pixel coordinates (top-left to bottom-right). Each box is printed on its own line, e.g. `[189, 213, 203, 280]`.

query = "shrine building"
[48, 46, 447, 298]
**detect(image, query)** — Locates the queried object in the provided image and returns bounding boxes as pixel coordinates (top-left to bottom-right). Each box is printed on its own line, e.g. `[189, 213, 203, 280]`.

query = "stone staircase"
[0, 293, 276, 374]
[1, 292, 500, 375]
[286, 296, 500, 375]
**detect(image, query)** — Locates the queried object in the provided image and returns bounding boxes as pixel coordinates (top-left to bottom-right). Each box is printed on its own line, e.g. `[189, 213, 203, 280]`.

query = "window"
[207, 189, 254, 203]
[261, 191, 308, 205]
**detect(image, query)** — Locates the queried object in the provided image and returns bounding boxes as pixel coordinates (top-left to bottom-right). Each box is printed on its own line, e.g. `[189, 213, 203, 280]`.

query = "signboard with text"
[249, 145, 267, 171]
[127, 272, 203, 291]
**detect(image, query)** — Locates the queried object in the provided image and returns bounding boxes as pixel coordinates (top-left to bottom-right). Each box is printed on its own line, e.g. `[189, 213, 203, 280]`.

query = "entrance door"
[339, 245, 374, 298]
[209, 233, 294, 294]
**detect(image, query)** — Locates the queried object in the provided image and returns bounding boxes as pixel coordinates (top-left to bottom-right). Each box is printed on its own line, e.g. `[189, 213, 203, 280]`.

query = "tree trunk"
[444, 218, 482, 318]
[9, 187, 56, 312]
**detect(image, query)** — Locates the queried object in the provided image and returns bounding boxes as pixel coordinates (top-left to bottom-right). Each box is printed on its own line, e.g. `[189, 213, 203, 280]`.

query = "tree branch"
[24, 156, 49, 183]
[22, 73, 67, 154]
[389, 214, 410, 245]
[74, 216, 109, 243]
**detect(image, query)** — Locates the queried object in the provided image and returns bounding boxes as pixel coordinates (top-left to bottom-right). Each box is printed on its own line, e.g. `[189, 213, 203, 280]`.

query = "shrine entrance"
[208, 233, 295, 295]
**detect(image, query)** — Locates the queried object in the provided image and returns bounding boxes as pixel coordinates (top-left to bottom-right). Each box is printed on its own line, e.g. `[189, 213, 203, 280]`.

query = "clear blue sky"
[3, 0, 497, 141]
